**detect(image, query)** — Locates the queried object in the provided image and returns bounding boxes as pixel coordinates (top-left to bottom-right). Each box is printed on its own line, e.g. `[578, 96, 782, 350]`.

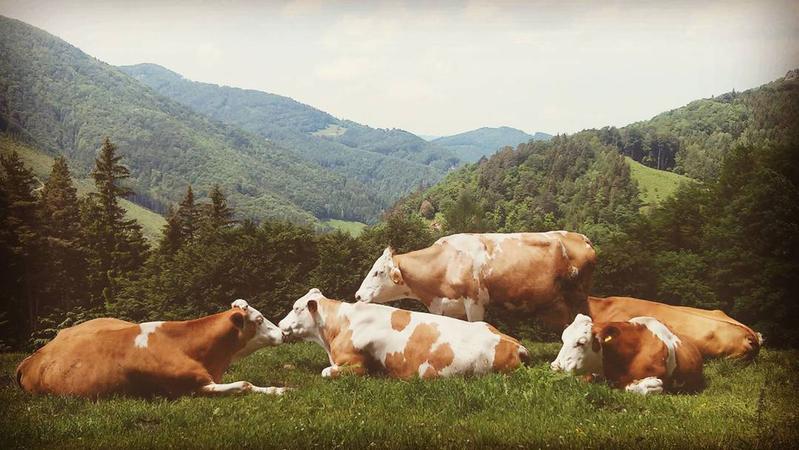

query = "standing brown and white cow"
[279, 288, 529, 379]
[588, 296, 762, 360]
[16, 300, 287, 398]
[550, 314, 704, 395]
[355, 231, 596, 328]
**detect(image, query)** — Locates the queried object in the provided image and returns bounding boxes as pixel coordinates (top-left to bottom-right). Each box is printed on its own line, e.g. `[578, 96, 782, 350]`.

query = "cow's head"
[355, 247, 409, 303]
[550, 314, 603, 374]
[279, 288, 326, 344]
[229, 299, 283, 361]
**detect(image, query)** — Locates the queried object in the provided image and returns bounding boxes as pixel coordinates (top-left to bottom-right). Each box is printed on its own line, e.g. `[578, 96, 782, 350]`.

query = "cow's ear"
[390, 266, 404, 285]
[600, 325, 620, 345]
[307, 300, 318, 315]
[231, 311, 245, 330]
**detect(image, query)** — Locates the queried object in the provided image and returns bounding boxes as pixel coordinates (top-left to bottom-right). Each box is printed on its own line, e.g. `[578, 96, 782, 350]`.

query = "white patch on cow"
[629, 316, 680, 377]
[201, 381, 287, 395]
[624, 376, 664, 395]
[134, 321, 164, 348]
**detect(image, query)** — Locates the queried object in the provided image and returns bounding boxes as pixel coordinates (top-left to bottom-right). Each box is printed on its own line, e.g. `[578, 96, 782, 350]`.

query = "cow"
[550, 314, 704, 395]
[16, 300, 287, 398]
[354, 231, 596, 329]
[587, 296, 762, 360]
[278, 288, 529, 379]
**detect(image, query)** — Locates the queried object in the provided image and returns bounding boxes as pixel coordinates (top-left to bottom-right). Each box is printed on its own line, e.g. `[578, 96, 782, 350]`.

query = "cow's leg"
[624, 377, 664, 395]
[200, 381, 288, 395]
[322, 364, 367, 378]
[463, 298, 485, 322]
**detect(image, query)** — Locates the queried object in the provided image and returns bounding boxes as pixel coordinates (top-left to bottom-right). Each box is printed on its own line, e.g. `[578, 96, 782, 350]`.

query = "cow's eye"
[373, 271, 378, 277]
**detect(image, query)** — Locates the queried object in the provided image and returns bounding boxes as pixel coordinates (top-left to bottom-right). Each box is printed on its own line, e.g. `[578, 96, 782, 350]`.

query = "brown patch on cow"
[391, 310, 412, 331]
[429, 343, 454, 371]
[422, 365, 438, 379]
[485, 324, 523, 371]
[384, 323, 441, 379]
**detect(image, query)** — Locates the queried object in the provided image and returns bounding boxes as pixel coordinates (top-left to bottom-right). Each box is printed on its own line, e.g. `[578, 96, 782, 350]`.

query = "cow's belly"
[428, 297, 468, 319]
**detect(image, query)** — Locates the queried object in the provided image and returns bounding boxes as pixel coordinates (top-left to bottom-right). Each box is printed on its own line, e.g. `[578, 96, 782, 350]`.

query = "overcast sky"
[1, 0, 798, 136]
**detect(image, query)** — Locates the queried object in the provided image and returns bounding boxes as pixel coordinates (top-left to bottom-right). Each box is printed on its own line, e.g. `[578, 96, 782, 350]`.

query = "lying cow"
[279, 288, 529, 379]
[16, 300, 286, 398]
[588, 296, 762, 360]
[551, 314, 704, 394]
[355, 231, 596, 328]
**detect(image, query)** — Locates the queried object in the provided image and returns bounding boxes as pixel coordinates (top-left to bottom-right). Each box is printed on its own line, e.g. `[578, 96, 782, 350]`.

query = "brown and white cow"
[16, 300, 286, 398]
[588, 296, 762, 360]
[354, 231, 596, 328]
[278, 288, 529, 379]
[550, 314, 704, 395]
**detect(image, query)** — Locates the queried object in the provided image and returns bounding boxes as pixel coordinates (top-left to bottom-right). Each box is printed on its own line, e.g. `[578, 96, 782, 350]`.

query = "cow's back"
[473, 233, 572, 309]
[589, 296, 759, 359]
[17, 319, 142, 396]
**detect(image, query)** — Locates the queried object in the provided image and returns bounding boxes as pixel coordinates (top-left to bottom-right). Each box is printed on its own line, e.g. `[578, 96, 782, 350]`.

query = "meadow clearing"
[1, 342, 797, 449]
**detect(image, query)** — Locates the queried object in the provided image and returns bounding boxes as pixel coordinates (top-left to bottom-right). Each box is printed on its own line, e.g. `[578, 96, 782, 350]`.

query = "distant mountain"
[0, 16, 383, 224]
[119, 63, 461, 210]
[433, 127, 551, 162]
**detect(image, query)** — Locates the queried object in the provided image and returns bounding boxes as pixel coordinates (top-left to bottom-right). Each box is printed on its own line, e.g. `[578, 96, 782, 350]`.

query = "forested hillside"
[597, 70, 799, 181]
[119, 63, 460, 208]
[432, 126, 551, 162]
[0, 16, 383, 224]
[394, 70, 798, 344]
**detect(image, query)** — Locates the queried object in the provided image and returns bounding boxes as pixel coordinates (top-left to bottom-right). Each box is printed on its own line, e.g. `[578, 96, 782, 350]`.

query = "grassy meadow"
[323, 219, 367, 237]
[2, 342, 797, 449]
[626, 157, 692, 208]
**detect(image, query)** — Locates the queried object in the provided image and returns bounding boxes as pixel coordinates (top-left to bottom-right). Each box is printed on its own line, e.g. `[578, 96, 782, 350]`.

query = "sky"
[1, 0, 798, 136]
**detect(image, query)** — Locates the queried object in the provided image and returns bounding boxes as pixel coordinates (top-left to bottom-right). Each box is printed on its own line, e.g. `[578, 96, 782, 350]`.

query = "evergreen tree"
[159, 206, 183, 255]
[82, 138, 148, 305]
[205, 184, 234, 230]
[38, 156, 86, 310]
[177, 185, 198, 241]
[0, 151, 41, 338]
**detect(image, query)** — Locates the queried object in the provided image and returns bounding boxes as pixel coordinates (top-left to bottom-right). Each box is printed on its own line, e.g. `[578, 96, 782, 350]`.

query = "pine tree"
[159, 206, 183, 255]
[206, 184, 234, 230]
[38, 156, 86, 310]
[0, 151, 41, 337]
[82, 138, 148, 305]
[176, 185, 198, 241]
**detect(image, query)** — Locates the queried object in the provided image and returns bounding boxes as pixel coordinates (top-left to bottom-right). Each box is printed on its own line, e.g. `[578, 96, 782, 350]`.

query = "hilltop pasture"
[2, 343, 797, 449]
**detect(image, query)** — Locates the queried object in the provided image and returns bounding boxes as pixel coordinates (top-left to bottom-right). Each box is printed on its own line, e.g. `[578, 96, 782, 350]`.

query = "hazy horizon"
[1, 0, 797, 136]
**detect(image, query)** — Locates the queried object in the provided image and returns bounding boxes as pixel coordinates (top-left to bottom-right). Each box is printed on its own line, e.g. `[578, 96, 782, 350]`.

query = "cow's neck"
[395, 247, 446, 308]
[164, 312, 244, 381]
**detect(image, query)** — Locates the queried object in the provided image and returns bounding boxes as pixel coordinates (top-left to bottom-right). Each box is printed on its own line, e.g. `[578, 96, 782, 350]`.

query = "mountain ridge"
[432, 126, 551, 162]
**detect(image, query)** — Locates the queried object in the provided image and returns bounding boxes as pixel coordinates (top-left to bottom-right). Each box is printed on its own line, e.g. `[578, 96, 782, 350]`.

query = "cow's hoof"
[625, 377, 664, 395]
[321, 367, 334, 378]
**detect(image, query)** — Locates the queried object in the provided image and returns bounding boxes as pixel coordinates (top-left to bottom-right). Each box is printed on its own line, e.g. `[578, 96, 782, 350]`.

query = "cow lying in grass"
[550, 314, 704, 395]
[588, 296, 762, 360]
[16, 300, 286, 398]
[279, 288, 529, 379]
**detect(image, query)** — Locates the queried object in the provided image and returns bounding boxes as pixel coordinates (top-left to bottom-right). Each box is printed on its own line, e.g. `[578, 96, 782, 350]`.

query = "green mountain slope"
[433, 126, 551, 162]
[0, 16, 382, 224]
[119, 63, 460, 209]
[0, 134, 166, 241]
[597, 70, 799, 181]
[396, 71, 797, 241]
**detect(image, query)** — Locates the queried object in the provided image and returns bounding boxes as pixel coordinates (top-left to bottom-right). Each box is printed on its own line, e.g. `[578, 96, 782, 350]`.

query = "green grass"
[1, 135, 166, 242]
[2, 343, 797, 449]
[323, 219, 367, 237]
[311, 124, 347, 137]
[626, 157, 692, 208]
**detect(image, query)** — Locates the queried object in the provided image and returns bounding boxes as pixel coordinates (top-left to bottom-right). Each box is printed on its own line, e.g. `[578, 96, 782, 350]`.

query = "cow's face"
[551, 314, 603, 374]
[355, 247, 408, 303]
[279, 288, 325, 342]
[230, 299, 283, 361]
